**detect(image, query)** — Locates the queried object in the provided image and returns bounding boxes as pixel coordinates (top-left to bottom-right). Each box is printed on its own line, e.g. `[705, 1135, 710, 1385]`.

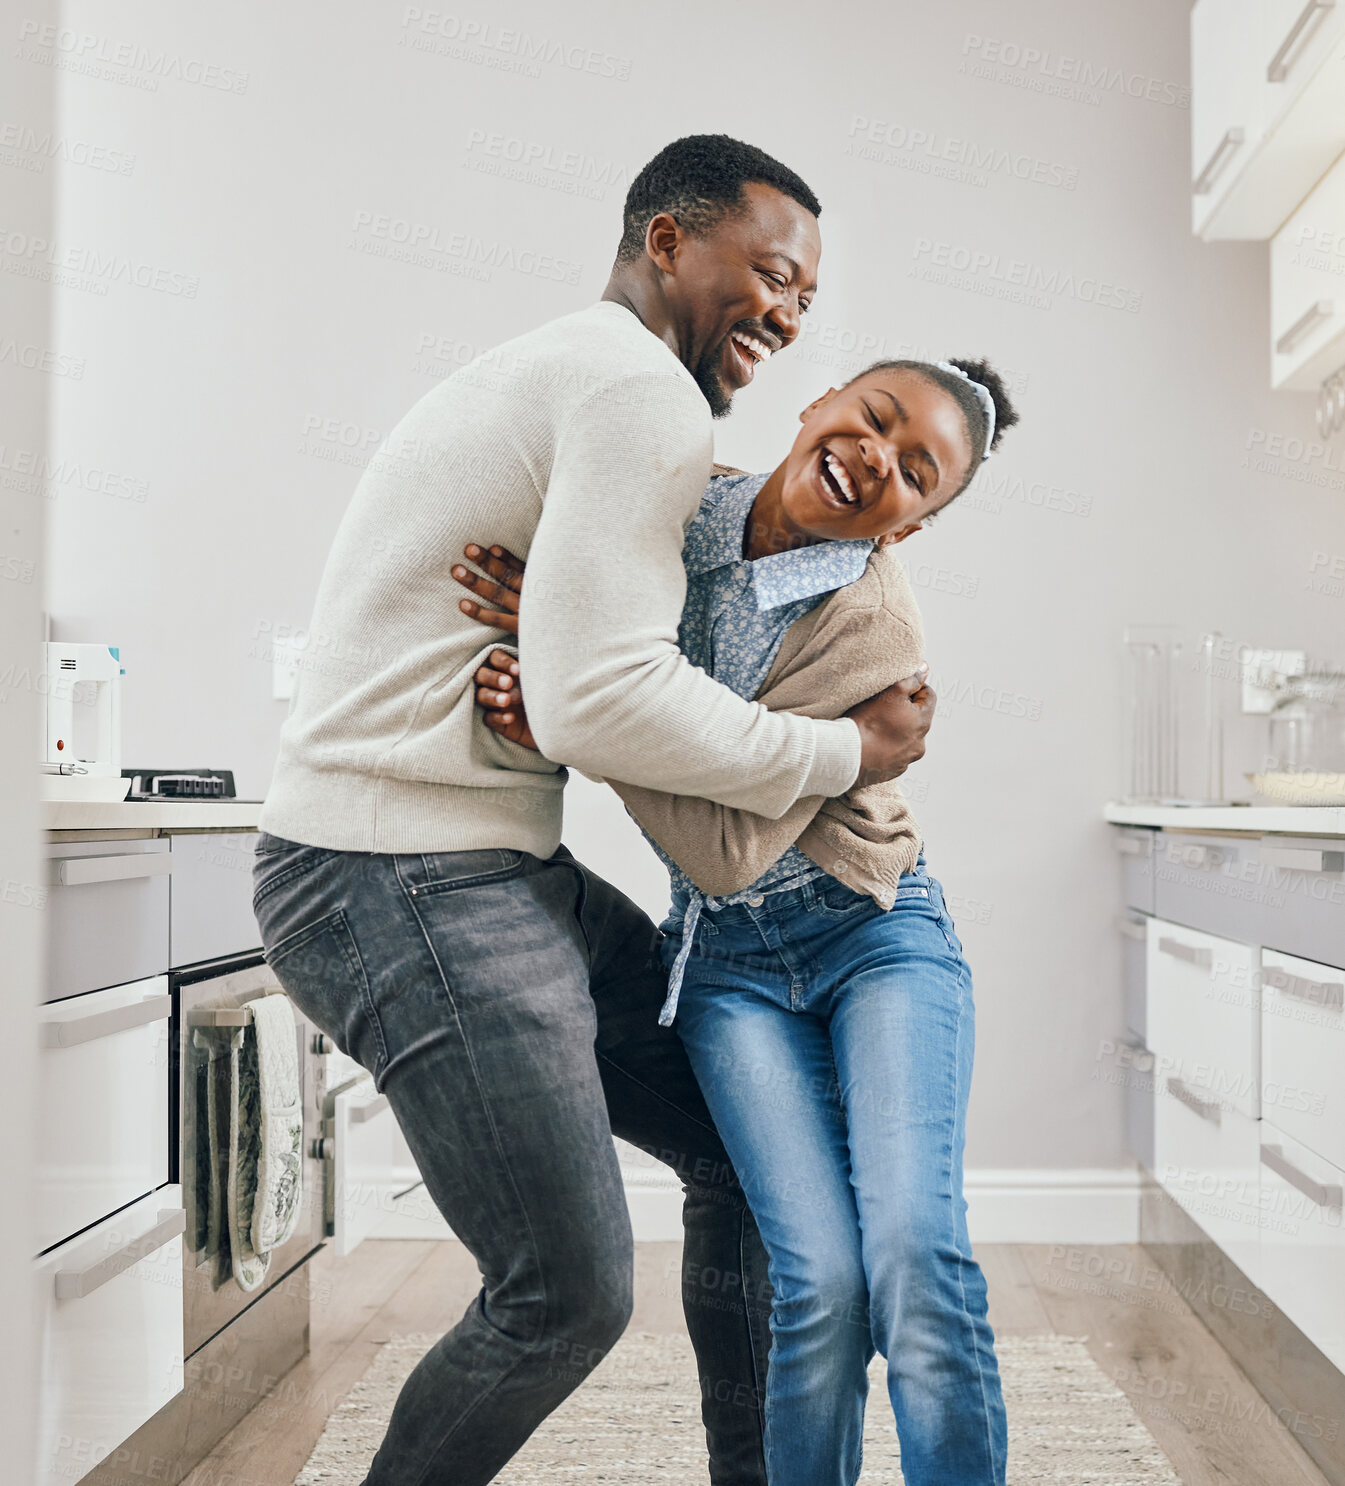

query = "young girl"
[452, 356, 1019, 1486]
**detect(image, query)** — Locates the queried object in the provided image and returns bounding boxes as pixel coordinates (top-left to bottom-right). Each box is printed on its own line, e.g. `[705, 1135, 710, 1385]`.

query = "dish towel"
[224, 994, 305, 1292]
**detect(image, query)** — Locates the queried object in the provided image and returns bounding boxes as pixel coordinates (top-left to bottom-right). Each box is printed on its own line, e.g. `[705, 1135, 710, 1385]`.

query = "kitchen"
[3, 1, 1345, 1483]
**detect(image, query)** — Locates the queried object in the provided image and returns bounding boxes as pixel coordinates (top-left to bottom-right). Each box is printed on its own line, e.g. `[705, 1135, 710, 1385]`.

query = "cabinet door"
[1259, 1122, 1345, 1368]
[1262, 949, 1345, 1167]
[1271, 152, 1345, 388]
[37, 978, 170, 1251]
[1263, 0, 1345, 125]
[1147, 918, 1261, 1118]
[34, 1188, 184, 1486]
[1192, 0, 1267, 235]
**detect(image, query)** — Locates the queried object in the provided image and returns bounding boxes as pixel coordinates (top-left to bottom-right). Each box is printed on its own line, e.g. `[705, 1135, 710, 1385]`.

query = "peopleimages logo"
[846, 115, 1079, 191]
[911, 237, 1143, 315]
[960, 34, 1189, 109]
[398, 10, 633, 82]
[349, 211, 582, 286]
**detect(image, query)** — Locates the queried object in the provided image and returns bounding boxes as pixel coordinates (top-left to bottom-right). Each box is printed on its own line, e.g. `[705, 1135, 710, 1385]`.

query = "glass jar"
[1267, 673, 1345, 775]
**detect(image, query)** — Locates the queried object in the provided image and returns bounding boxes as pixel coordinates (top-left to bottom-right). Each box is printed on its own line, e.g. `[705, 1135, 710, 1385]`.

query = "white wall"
[1, 1, 55, 1475]
[42, 0, 1345, 1173]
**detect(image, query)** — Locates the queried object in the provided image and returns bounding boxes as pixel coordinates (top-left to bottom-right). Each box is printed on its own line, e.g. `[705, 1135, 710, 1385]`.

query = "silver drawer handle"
[1158, 936, 1213, 968]
[48, 853, 172, 887]
[1167, 1076, 1222, 1125]
[1118, 916, 1148, 941]
[1264, 967, 1345, 1010]
[351, 1093, 390, 1125]
[54, 1208, 186, 1299]
[1260, 845, 1344, 874]
[1261, 1144, 1343, 1209]
[1267, 0, 1335, 80]
[1193, 127, 1245, 194]
[1165, 843, 1223, 870]
[41, 993, 171, 1049]
[1114, 835, 1148, 857]
[1276, 300, 1335, 356]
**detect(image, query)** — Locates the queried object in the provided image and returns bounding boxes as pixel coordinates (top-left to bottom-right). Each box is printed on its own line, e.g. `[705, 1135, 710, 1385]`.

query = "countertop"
[1105, 803, 1345, 837]
[43, 800, 264, 834]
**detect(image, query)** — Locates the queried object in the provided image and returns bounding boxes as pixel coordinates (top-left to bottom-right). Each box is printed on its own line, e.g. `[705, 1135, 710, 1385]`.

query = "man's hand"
[472, 646, 539, 751]
[450, 545, 540, 751]
[846, 666, 936, 786]
[451, 543, 524, 633]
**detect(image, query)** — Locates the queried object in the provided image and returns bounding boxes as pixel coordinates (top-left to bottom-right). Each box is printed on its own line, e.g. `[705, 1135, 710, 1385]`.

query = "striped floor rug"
[297, 1330, 1181, 1483]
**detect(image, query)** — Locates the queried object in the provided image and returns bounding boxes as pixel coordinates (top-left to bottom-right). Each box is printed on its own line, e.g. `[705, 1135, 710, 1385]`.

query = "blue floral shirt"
[639, 470, 874, 1023]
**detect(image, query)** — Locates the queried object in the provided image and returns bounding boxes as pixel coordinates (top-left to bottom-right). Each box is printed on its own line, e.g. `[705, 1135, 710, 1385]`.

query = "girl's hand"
[473, 646, 539, 752]
[451, 543, 524, 634]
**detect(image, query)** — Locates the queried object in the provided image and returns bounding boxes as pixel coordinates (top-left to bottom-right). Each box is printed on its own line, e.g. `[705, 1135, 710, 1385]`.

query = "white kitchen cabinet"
[37, 977, 170, 1253]
[1192, 0, 1345, 238]
[1192, 0, 1268, 236]
[1146, 918, 1261, 1119]
[1258, 1122, 1345, 1368]
[1261, 948, 1345, 1166]
[1154, 1076, 1263, 1282]
[1271, 150, 1345, 387]
[34, 1187, 185, 1486]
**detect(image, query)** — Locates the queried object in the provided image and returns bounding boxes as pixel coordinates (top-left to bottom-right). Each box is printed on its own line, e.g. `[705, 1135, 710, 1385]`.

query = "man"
[253, 135, 934, 1485]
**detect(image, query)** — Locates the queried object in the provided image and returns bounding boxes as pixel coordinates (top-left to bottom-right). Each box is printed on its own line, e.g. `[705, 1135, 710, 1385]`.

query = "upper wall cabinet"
[1192, 0, 1345, 239]
[1271, 150, 1345, 386]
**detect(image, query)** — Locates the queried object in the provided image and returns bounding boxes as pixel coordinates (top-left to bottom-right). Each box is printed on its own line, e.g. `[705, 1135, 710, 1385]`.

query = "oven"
[173, 952, 327, 1356]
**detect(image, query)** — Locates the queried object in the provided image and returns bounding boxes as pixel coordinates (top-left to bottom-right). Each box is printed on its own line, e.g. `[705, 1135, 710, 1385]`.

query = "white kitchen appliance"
[40, 642, 124, 775]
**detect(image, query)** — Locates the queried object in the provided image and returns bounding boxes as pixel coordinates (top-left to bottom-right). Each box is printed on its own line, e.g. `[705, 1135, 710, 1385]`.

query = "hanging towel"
[224, 994, 304, 1293]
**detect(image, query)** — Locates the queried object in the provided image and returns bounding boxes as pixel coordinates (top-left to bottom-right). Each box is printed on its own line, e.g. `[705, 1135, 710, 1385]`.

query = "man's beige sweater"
[258, 302, 862, 855]
[610, 542, 926, 910]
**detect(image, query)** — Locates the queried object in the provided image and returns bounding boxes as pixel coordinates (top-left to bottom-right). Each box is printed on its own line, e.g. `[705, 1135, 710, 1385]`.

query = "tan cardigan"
[608, 516, 927, 911]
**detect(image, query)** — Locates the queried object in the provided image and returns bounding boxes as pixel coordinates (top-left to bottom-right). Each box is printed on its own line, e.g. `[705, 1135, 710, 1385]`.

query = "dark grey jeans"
[252, 834, 771, 1485]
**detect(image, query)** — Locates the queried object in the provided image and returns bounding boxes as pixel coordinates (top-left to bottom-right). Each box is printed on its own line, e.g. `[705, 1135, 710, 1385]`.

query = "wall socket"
[1241, 648, 1306, 714]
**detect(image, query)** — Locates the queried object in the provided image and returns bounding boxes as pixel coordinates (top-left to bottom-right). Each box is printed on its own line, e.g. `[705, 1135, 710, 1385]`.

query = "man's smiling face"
[662, 181, 821, 417]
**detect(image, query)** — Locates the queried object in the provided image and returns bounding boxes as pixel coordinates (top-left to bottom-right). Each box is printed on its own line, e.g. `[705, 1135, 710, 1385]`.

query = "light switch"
[1241, 648, 1305, 714]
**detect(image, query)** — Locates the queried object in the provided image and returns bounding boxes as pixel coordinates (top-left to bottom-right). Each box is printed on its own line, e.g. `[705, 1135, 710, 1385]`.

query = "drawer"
[1121, 911, 1148, 1042]
[1258, 1123, 1345, 1369]
[169, 831, 262, 968]
[1154, 1076, 1261, 1282]
[1193, 0, 1345, 239]
[1271, 152, 1345, 389]
[44, 839, 171, 1002]
[1114, 828, 1156, 914]
[35, 1187, 184, 1486]
[1262, 948, 1345, 1168]
[1147, 918, 1260, 1118]
[1257, 837, 1345, 969]
[1153, 832, 1264, 944]
[38, 977, 170, 1252]
[1191, 0, 1267, 237]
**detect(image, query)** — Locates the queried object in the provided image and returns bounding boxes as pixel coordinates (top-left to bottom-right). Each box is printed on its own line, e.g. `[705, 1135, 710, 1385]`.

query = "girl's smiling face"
[774, 367, 975, 548]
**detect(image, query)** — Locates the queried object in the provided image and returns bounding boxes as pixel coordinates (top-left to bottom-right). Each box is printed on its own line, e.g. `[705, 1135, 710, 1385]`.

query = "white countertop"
[43, 800, 264, 833]
[1105, 802, 1345, 837]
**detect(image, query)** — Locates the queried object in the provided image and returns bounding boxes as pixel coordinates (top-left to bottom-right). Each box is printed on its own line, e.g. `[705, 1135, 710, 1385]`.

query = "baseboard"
[963, 1166, 1143, 1245]
[620, 1164, 1147, 1245]
[362, 1163, 1146, 1246]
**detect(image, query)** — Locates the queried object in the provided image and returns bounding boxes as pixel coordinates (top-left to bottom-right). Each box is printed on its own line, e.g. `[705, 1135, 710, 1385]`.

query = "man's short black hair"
[615, 134, 821, 265]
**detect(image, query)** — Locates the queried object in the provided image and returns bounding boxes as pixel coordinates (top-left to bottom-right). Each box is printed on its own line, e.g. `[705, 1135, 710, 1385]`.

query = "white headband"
[935, 360, 995, 461]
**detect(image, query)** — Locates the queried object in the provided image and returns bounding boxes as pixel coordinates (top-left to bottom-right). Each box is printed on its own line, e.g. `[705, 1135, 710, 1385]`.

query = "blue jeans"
[253, 835, 773, 1485]
[662, 860, 1006, 1486]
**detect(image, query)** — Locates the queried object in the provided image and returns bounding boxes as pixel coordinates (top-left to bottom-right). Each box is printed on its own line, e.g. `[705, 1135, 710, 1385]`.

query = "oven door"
[175, 956, 325, 1356]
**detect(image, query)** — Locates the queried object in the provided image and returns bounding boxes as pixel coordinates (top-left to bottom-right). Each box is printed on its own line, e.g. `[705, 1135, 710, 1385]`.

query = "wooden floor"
[181, 1240, 1333, 1486]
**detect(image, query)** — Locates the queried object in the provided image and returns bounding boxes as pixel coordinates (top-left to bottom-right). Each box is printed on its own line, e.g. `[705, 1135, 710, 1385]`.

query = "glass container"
[1266, 672, 1345, 775]
[1123, 625, 1182, 803]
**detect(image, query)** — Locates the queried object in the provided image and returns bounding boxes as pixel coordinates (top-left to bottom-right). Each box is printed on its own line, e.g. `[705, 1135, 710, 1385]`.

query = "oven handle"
[41, 993, 171, 1049]
[47, 853, 172, 887]
[54, 1209, 186, 1300]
